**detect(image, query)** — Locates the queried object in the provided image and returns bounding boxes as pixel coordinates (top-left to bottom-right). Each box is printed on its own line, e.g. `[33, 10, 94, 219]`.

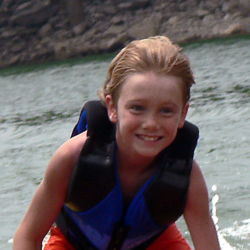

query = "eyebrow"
[126, 99, 179, 107]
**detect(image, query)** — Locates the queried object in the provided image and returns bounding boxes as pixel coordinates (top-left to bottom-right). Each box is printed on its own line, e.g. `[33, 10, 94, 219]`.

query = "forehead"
[121, 71, 183, 95]
[118, 71, 185, 104]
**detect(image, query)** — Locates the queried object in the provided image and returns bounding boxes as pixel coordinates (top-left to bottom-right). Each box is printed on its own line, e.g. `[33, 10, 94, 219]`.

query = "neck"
[116, 146, 158, 175]
[116, 147, 160, 205]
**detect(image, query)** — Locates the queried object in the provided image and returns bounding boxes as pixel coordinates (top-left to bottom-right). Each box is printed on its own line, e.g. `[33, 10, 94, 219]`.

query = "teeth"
[139, 135, 160, 141]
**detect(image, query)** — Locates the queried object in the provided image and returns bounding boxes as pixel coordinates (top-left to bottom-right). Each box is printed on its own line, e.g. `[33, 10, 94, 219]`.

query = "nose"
[142, 114, 160, 131]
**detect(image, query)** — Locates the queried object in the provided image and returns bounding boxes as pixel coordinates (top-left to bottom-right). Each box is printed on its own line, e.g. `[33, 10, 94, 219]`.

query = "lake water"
[0, 36, 250, 249]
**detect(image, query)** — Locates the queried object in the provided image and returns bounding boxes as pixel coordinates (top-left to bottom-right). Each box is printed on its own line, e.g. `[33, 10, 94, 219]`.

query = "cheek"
[166, 127, 179, 146]
[118, 113, 140, 131]
[163, 119, 179, 136]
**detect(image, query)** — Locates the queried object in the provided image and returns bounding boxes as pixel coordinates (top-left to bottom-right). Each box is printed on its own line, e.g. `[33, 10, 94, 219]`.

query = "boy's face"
[106, 71, 188, 160]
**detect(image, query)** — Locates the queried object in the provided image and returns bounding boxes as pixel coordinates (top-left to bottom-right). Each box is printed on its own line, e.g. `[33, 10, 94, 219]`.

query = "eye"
[130, 105, 145, 113]
[160, 107, 173, 115]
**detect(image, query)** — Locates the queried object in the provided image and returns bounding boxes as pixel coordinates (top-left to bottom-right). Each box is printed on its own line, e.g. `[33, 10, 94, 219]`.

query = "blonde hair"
[99, 36, 195, 105]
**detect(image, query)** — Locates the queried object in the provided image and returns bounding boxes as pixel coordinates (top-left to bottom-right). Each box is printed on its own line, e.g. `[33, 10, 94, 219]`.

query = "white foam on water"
[211, 185, 236, 250]
[8, 238, 13, 244]
[217, 233, 237, 250]
[211, 185, 250, 249]
[220, 219, 250, 240]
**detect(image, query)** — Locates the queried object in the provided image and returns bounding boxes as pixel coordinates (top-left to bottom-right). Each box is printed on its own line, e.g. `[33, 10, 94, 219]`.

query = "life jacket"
[56, 100, 199, 250]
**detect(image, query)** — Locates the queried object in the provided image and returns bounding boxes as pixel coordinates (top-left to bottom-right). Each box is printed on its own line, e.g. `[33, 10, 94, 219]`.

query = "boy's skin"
[13, 71, 220, 250]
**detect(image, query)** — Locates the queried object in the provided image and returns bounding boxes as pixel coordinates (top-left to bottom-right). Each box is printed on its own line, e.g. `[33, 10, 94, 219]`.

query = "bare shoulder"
[54, 131, 88, 165]
[190, 160, 206, 186]
[43, 131, 88, 192]
[190, 160, 209, 195]
[185, 160, 209, 212]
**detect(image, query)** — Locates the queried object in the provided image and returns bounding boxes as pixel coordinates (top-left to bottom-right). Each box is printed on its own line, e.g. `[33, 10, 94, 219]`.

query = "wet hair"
[99, 36, 195, 105]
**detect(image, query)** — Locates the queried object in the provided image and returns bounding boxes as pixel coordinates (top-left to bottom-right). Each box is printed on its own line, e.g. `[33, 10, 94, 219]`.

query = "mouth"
[137, 135, 162, 141]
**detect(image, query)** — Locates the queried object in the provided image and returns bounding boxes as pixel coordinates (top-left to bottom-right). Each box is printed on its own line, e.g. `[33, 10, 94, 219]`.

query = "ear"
[178, 103, 189, 128]
[106, 95, 118, 123]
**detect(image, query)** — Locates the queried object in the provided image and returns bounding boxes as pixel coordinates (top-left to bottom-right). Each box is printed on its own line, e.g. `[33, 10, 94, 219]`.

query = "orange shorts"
[147, 223, 192, 250]
[43, 223, 192, 250]
[43, 226, 75, 250]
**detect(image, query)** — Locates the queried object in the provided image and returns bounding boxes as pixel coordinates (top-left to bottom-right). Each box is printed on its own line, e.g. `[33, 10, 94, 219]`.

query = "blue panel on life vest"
[120, 170, 167, 249]
[64, 184, 123, 250]
[71, 110, 88, 137]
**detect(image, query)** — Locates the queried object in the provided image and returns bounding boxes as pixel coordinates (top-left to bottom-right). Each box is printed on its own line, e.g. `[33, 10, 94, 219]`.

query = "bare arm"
[184, 160, 221, 250]
[13, 132, 87, 250]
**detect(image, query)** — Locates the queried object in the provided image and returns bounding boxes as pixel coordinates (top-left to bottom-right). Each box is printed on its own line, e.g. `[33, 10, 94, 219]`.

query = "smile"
[138, 135, 162, 141]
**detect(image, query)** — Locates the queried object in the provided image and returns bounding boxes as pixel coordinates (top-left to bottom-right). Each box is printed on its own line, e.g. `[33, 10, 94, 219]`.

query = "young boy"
[13, 36, 220, 250]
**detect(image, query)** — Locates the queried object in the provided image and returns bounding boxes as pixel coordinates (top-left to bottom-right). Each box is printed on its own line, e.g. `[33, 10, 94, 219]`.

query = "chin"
[135, 148, 163, 159]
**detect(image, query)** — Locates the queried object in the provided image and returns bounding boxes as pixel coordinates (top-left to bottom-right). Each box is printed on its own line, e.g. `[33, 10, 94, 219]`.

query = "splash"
[8, 238, 13, 244]
[211, 185, 236, 250]
[220, 219, 250, 241]
[212, 185, 250, 249]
